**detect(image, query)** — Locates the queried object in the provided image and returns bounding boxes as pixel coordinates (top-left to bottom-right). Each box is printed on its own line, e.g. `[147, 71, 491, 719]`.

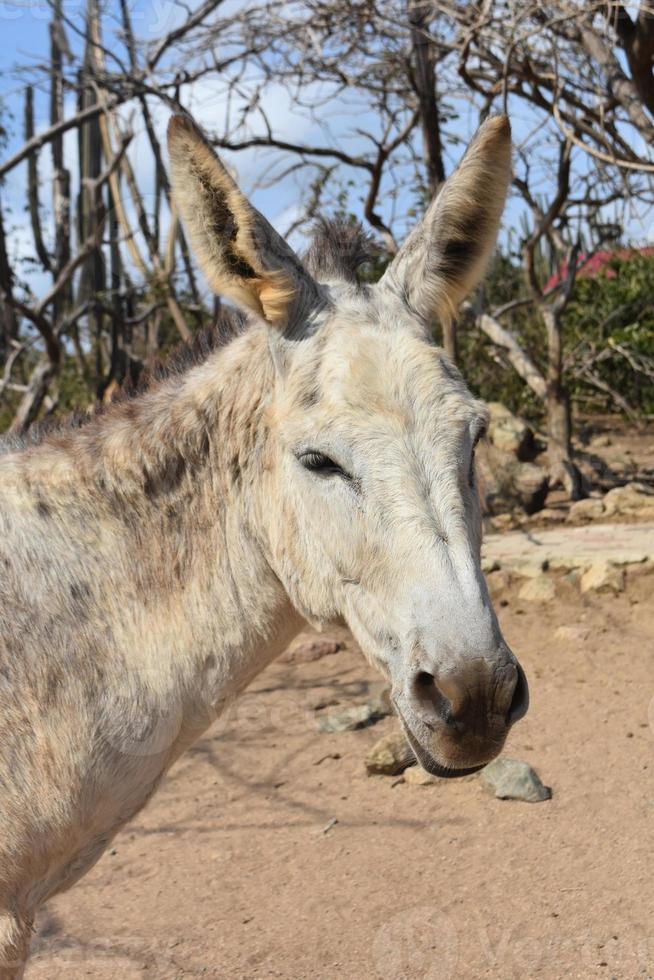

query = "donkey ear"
[378, 116, 512, 324]
[167, 115, 321, 334]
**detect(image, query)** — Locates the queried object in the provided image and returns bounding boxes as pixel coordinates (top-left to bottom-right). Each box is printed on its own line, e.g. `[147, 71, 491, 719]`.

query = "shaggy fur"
[0, 112, 526, 978]
[0, 310, 247, 455]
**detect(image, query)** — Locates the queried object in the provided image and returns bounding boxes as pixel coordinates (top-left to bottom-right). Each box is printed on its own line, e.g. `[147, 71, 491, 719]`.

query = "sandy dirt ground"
[26, 566, 654, 980]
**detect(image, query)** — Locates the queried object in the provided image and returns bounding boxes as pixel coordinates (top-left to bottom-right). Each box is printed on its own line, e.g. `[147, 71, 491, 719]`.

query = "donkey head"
[168, 114, 528, 776]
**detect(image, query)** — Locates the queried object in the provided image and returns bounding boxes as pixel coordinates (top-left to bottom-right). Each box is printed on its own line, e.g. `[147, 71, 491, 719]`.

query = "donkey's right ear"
[167, 115, 322, 336]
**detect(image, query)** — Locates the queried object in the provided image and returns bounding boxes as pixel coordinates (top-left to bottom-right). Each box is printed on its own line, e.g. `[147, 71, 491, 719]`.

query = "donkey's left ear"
[378, 116, 512, 325]
[168, 115, 322, 335]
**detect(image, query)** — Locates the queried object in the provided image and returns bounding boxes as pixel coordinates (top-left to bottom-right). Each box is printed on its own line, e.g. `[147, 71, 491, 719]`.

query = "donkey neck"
[3, 325, 302, 706]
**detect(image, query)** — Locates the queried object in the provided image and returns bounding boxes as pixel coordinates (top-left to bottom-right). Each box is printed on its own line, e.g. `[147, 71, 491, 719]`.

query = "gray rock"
[554, 624, 590, 644]
[603, 482, 654, 518]
[580, 560, 625, 594]
[486, 568, 512, 597]
[567, 497, 605, 524]
[532, 507, 567, 524]
[481, 757, 551, 802]
[513, 464, 550, 514]
[318, 699, 390, 733]
[367, 681, 393, 715]
[486, 403, 535, 460]
[483, 521, 654, 577]
[477, 443, 548, 515]
[403, 765, 439, 785]
[518, 577, 556, 603]
[489, 513, 520, 532]
[365, 732, 415, 775]
[628, 560, 654, 579]
[279, 637, 342, 664]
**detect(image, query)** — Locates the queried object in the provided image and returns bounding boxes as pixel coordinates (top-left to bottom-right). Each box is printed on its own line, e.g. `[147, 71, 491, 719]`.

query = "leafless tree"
[1, 0, 652, 497]
[0, 0, 262, 427]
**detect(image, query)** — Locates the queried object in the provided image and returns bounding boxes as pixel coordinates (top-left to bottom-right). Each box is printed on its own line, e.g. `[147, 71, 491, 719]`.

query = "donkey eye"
[298, 451, 349, 478]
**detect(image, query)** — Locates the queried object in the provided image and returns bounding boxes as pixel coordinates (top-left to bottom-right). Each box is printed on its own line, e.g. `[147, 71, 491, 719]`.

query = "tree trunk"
[9, 358, 57, 435]
[408, 0, 453, 358]
[542, 306, 583, 499]
[25, 86, 53, 274]
[78, 0, 106, 395]
[407, 0, 445, 197]
[99, 181, 126, 399]
[0, 199, 17, 364]
[477, 312, 547, 399]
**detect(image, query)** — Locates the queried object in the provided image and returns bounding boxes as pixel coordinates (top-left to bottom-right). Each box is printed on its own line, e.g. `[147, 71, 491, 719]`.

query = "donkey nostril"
[506, 661, 529, 725]
[411, 670, 450, 721]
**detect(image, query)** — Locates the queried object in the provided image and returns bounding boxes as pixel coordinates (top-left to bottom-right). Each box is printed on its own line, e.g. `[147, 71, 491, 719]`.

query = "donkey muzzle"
[395, 652, 529, 775]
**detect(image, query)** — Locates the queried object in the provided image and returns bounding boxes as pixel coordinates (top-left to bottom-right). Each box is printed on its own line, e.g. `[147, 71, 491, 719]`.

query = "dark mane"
[303, 217, 378, 283]
[0, 218, 377, 453]
[146, 305, 246, 386]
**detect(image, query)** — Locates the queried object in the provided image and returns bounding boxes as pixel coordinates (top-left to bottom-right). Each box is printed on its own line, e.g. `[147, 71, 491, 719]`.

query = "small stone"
[516, 561, 549, 579]
[567, 497, 605, 524]
[580, 561, 625, 594]
[365, 732, 415, 776]
[476, 443, 548, 516]
[279, 638, 342, 664]
[514, 464, 549, 515]
[367, 681, 393, 715]
[490, 513, 517, 532]
[603, 482, 654, 518]
[590, 434, 612, 448]
[486, 403, 535, 459]
[481, 757, 551, 802]
[404, 765, 439, 786]
[486, 569, 512, 597]
[554, 624, 590, 644]
[318, 700, 389, 733]
[628, 560, 654, 579]
[533, 508, 567, 523]
[518, 577, 556, 603]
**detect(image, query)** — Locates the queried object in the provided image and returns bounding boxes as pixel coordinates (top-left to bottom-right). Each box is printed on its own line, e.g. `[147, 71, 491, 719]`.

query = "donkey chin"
[391, 657, 529, 778]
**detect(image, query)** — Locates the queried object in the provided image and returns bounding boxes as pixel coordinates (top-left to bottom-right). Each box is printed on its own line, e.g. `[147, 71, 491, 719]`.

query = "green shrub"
[458, 251, 654, 420]
[565, 254, 654, 415]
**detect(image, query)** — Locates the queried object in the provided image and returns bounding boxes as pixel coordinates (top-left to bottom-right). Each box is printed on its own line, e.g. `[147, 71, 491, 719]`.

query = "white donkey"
[0, 113, 527, 976]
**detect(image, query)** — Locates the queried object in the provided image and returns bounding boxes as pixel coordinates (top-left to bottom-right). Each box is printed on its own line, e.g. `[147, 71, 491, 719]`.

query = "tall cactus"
[0, 199, 17, 365]
[77, 0, 106, 390]
[50, 0, 72, 320]
[24, 86, 52, 274]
